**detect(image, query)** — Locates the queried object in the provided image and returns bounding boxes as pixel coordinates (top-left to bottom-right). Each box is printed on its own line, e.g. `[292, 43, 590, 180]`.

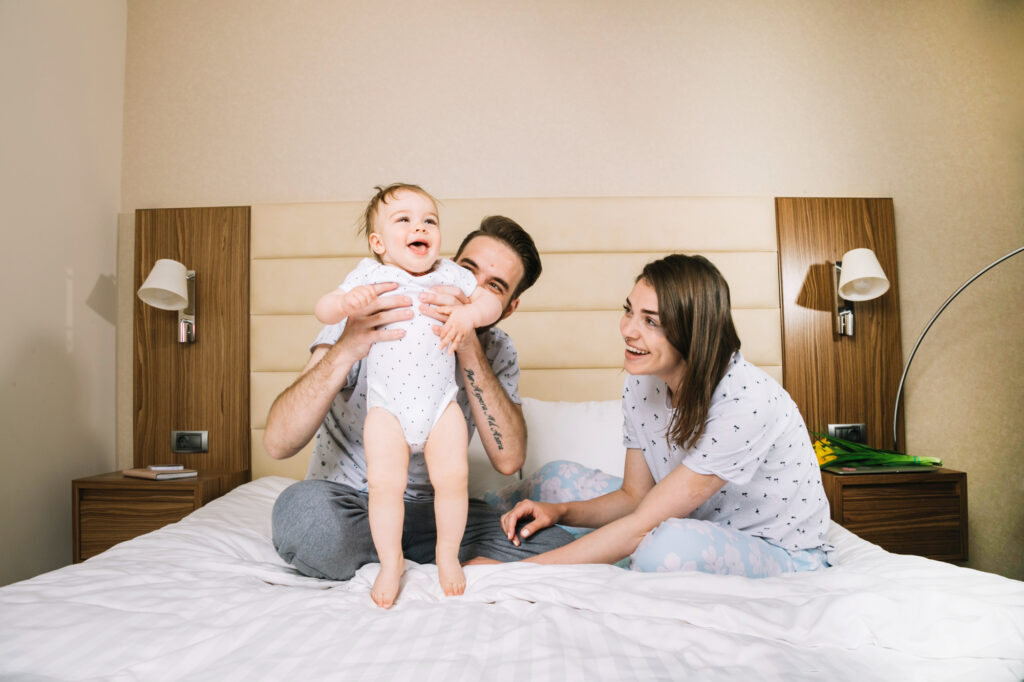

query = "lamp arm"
[893, 245, 1024, 450]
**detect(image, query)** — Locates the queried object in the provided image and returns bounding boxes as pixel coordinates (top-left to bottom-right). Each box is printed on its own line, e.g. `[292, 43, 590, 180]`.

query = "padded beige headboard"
[250, 197, 781, 479]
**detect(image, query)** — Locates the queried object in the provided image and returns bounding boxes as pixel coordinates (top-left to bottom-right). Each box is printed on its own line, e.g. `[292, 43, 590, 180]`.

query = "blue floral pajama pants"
[484, 460, 828, 577]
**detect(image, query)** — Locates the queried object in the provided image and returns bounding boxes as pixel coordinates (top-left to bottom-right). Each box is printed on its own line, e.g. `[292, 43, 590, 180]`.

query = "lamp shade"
[138, 259, 189, 310]
[837, 248, 889, 301]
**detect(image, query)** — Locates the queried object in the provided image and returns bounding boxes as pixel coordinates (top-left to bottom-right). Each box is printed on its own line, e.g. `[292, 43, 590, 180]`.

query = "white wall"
[119, 0, 1023, 578]
[0, 0, 125, 585]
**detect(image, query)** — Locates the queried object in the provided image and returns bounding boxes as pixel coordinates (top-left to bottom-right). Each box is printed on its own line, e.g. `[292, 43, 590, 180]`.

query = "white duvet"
[2, 476, 1022, 681]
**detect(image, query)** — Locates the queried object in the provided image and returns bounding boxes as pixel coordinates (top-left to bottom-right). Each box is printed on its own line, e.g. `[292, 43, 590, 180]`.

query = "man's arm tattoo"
[463, 368, 503, 450]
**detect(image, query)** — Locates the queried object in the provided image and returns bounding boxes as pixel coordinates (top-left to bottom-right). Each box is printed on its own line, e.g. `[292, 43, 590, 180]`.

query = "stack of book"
[122, 464, 198, 480]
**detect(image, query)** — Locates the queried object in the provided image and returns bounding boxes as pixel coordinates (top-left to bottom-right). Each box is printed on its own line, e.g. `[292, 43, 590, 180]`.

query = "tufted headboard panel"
[249, 197, 781, 479]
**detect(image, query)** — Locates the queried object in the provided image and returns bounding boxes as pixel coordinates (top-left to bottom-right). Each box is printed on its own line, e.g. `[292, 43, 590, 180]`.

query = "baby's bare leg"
[365, 408, 410, 609]
[423, 403, 469, 596]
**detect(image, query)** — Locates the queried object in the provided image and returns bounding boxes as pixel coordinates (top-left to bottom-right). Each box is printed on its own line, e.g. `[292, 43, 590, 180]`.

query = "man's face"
[455, 235, 525, 320]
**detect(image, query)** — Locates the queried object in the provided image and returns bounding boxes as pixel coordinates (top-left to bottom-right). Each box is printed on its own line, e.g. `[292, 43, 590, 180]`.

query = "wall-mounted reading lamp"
[137, 258, 196, 343]
[832, 248, 890, 336]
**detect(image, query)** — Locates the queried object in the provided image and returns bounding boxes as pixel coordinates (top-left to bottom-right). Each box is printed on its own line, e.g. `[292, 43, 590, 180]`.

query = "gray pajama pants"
[272, 479, 575, 581]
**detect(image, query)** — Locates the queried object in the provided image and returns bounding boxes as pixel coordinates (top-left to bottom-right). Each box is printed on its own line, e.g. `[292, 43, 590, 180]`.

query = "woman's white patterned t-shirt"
[621, 352, 832, 552]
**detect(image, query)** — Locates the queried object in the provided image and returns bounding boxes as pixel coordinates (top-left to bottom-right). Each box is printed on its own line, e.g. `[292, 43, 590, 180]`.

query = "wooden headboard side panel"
[249, 197, 780, 479]
[776, 197, 902, 449]
[134, 207, 251, 477]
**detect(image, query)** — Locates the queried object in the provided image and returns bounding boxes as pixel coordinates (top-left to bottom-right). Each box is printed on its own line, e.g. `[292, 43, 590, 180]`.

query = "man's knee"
[272, 480, 370, 581]
[272, 480, 327, 545]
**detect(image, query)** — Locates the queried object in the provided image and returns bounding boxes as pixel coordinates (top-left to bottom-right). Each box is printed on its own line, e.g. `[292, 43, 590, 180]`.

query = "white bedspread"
[2, 476, 1022, 681]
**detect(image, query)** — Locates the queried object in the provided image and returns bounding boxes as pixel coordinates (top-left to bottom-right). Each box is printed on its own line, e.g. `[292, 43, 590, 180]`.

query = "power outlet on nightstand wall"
[171, 430, 208, 453]
[828, 423, 866, 443]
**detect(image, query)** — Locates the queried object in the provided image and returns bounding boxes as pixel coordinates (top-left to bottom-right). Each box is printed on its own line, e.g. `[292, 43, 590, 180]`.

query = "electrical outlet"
[171, 430, 208, 453]
[827, 423, 866, 444]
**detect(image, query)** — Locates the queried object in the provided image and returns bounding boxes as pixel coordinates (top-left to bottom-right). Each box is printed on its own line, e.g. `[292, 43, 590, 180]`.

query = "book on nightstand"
[122, 467, 198, 480]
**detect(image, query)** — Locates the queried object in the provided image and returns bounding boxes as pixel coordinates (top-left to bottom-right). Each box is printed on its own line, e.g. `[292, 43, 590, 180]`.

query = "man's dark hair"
[455, 215, 542, 300]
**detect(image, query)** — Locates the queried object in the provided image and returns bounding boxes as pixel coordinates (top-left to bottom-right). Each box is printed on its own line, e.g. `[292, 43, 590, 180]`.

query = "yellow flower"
[813, 439, 838, 465]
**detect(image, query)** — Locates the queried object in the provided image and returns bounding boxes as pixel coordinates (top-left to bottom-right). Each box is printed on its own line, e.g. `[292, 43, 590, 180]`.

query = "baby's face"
[368, 189, 441, 275]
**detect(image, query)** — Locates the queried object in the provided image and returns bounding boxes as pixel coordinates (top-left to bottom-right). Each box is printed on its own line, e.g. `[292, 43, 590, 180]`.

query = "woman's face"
[620, 278, 685, 388]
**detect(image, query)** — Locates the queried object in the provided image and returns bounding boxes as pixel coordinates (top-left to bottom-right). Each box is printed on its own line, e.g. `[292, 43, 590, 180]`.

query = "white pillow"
[521, 397, 624, 478]
[467, 397, 624, 498]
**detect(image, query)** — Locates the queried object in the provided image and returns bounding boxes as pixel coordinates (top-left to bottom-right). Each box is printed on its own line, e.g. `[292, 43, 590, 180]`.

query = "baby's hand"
[439, 307, 476, 354]
[343, 285, 379, 313]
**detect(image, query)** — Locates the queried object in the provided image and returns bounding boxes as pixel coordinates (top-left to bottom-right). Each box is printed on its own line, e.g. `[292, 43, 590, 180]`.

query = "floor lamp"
[892, 245, 1024, 451]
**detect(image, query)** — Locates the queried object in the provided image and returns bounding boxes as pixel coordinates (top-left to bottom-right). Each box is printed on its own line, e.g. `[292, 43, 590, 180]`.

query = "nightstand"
[821, 468, 968, 562]
[71, 471, 228, 563]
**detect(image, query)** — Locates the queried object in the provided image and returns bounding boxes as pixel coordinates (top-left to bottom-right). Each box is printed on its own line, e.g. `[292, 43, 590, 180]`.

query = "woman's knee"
[630, 518, 795, 578]
[630, 518, 715, 573]
[530, 460, 623, 504]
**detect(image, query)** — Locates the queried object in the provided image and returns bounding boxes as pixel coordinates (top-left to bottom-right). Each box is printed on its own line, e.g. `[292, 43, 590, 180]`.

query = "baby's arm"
[314, 285, 381, 325]
[438, 288, 503, 353]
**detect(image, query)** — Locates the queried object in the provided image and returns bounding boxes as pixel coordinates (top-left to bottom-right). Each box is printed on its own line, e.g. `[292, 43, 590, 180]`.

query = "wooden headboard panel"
[249, 197, 782, 480]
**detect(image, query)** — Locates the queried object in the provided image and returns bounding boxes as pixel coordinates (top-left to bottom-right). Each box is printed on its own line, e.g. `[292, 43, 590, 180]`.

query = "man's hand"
[420, 285, 477, 353]
[262, 282, 413, 462]
[335, 282, 414, 363]
[419, 285, 469, 322]
[438, 306, 477, 354]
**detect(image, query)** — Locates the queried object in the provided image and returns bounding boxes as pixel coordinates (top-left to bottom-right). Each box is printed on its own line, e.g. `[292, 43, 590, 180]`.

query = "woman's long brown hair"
[639, 254, 741, 450]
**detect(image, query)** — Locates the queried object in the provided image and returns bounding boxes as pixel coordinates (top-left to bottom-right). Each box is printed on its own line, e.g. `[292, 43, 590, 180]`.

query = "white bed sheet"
[2, 476, 1022, 681]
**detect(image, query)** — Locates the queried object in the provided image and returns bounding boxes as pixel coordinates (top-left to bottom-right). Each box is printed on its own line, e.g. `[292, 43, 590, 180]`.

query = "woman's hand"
[500, 499, 563, 547]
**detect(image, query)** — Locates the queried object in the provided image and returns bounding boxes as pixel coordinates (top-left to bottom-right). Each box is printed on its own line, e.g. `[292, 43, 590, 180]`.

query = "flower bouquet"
[812, 432, 941, 469]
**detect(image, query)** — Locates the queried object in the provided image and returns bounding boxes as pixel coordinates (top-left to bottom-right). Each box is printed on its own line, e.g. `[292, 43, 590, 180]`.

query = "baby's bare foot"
[437, 555, 466, 596]
[370, 563, 404, 609]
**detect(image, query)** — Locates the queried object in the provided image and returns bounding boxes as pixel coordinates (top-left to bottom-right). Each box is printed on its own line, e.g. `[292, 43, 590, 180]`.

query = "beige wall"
[0, 0, 126, 585]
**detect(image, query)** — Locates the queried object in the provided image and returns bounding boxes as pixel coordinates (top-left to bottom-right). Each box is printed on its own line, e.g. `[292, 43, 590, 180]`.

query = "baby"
[315, 183, 502, 608]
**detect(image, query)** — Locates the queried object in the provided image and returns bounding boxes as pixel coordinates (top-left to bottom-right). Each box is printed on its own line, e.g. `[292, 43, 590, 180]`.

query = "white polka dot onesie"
[338, 258, 478, 453]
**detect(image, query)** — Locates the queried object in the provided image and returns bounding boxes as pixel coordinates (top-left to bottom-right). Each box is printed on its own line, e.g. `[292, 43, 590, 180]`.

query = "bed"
[3, 410, 1023, 680]
[2, 197, 1022, 680]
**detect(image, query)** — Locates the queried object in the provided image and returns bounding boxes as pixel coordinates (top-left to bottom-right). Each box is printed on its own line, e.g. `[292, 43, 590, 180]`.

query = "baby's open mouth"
[407, 240, 430, 255]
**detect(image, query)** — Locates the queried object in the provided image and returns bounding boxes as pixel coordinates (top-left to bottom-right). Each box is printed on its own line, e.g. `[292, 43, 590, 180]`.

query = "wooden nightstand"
[71, 471, 229, 563]
[821, 467, 968, 562]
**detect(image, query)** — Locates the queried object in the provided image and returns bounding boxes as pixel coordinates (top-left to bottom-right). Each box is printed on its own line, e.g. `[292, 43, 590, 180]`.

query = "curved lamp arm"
[893, 245, 1024, 450]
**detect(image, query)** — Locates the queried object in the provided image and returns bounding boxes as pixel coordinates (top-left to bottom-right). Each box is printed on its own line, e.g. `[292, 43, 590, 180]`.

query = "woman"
[492, 254, 831, 577]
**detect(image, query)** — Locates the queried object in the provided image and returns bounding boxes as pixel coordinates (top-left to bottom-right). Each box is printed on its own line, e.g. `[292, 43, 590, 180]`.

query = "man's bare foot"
[370, 563, 404, 608]
[437, 555, 466, 596]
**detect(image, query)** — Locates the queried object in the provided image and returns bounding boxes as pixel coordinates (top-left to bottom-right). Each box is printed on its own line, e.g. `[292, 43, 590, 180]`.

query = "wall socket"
[827, 423, 866, 443]
[171, 430, 208, 453]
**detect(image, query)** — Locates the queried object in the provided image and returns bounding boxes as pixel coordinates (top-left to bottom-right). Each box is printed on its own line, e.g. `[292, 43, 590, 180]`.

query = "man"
[267, 215, 574, 581]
